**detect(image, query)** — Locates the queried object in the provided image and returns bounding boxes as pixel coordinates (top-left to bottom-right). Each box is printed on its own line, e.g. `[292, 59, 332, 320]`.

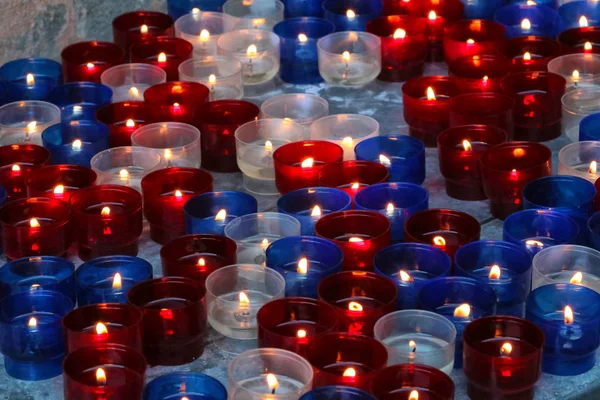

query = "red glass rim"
[437, 125, 508, 149]
[449, 92, 515, 117]
[0, 197, 71, 227]
[69, 184, 142, 215]
[449, 54, 512, 79]
[595, 176, 600, 192]
[130, 36, 193, 59]
[405, 208, 481, 243]
[159, 234, 237, 264]
[273, 140, 344, 166]
[62, 303, 143, 332]
[112, 10, 174, 32]
[61, 41, 125, 65]
[141, 167, 214, 196]
[499, 71, 567, 95]
[405, 0, 465, 21]
[127, 276, 206, 309]
[402, 76, 461, 100]
[444, 19, 506, 42]
[308, 332, 388, 369]
[0, 144, 50, 166]
[315, 210, 391, 242]
[318, 271, 398, 310]
[194, 100, 260, 126]
[366, 15, 429, 37]
[370, 363, 455, 399]
[95, 101, 154, 125]
[26, 164, 97, 192]
[318, 161, 389, 187]
[558, 27, 600, 49]
[479, 142, 552, 173]
[502, 35, 562, 58]
[143, 81, 210, 105]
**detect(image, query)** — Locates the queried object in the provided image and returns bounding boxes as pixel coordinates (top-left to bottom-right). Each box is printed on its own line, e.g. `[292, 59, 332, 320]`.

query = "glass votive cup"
[0, 100, 61, 145]
[42, 121, 110, 167]
[26, 164, 97, 201]
[223, 0, 284, 30]
[228, 348, 314, 399]
[0, 58, 63, 102]
[75, 255, 153, 306]
[281, 0, 322, 18]
[322, 0, 382, 32]
[112, 11, 175, 58]
[558, 141, 600, 183]
[501, 35, 563, 73]
[443, 19, 507, 64]
[558, 1, 600, 31]
[315, 210, 391, 272]
[526, 283, 600, 376]
[62, 303, 143, 353]
[130, 36, 194, 81]
[374, 310, 456, 374]
[143, 81, 210, 125]
[0, 144, 50, 201]
[0, 290, 73, 380]
[184, 191, 258, 235]
[101, 63, 167, 103]
[493, 3, 559, 38]
[60, 41, 125, 83]
[266, 236, 343, 298]
[47, 82, 113, 122]
[317, 161, 389, 203]
[373, 242, 452, 310]
[354, 182, 429, 243]
[559, 26, 600, 54]
[548, 53, 600, 92]
[580, 112, 600, 141]
[354, 135, 425, 184]
[175, 12, 237, 57]
[63, 344, 146, 400]
[317, 271, 397, 337]
[587, 211, 600, 250]
[224, 213, 301, 264]
[178, 56, 244, 100]
[300, 386, 376, 400]
[206, 264, 286, 340]
[369, 364, 455, 400]
[309, 114, 378, 161]
[563, 88, 600, 141]
[448, 54, 512, 93]
[317, 31, 381, 86]
[463, 316, 544, 400]
[217, 29, 281, 86]
[144, 372, 228, 400]
[235, 118, 306, 195]
[160, 234, 237, 284]
[95, 101, 154, 147]
[131, 122, 201, 168]
[449, 93, 515, 139]
[260, 93, 329, 128]
[168, 0, 227, 19]
[480, 142, 553, 219]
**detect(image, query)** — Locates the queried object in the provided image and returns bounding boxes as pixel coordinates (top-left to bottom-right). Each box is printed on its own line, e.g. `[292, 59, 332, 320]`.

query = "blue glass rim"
[494, 3, 559, 25]
[75, 255, 153, 290]
[277, 187, 352, 214]
[0, 289, 74, 321]
[266, 235, 344, 273]
[558, 1, 600, 25]
[41, 121, 110, 148]
[354, 135, 425, 161]
[0, 256, 74, 286]
[47, 82, 113, 107]
[274, 17, 336, 39]
[527, 283, 600, 321]
[579, 112, 600, 141]
[0, 57, 63, 81]
[184, 190, 258, 219]
[322, 0, 383, 15]
[143, 372, 228, 399]
[588, 210, 600, 234]
[454, 240, 533, 279]
[503, 209, 580, 244]
[373, 242, 452, 277]
[300, 385, 377, 400]
[418, 276, 497, 314]
[522, 175, 596, 210]
[354, 182, 429, 211]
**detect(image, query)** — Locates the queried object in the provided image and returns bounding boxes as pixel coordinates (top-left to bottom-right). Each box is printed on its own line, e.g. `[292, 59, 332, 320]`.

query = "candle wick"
[342, 61, 349, 81]
[412, 347, 416, 353]
[271, 388, 276, 395]
[248, 58, 253, 77]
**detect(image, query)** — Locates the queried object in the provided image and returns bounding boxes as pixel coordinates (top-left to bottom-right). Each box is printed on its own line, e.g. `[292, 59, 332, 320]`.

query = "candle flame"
[523, 52, 532, 61]
[200, 29, 210, 42]
[126, 119, 136, 128]
[348, 237, 364, 242]
[264, 140, 273, 152]
[409, 391, 419, 400]
[26, 73, 35, 85]
[27, 121, 37, 132]
[525, 239, 544, 247]
[311, 205, 322, 217]
[342, 51, 351, 63]
[96, 368, 107, 385]
[141, 24, 149, 34]
[198, 258, 206, 266]
[96, 322, 108, 335]
[590, 161, 597, 174]
[158, 52, 167, 63]
[573, 69, 580, 81]
[501, 342, 512, 356]
[101, 206, 111, 216]
[466, 38, 475, 44]
[399, 270, 414, 282]
[297, 257, 308, 274]
[526, 0, 536, 4]
[73, 105, 82, 113]
[261, 238, 270, 250]
[482, 75, 489, 83]
[208, 74, 217, 88]
[252, 18, 265, 28]
[521, 18, 532, 30]
[297, 329, 307, 338]
[53, 185, 65, 195]
[72, 139, 82, 151]
[564, 305, 574, 325]
[343, 367, 356, 377]
[489, 265, 501, 279]
[580, 16, 589, 28]
[215, 209, 227, 221]
[346, 9, 356, 19]
[298, 33, 308, 43]
[379, 154, 391, 167]
[171, 190, 182, 199]
[301, 158, 314, 168]
[112, 272, 122, 290]
[393, 29, 406, 39]
[585, 42, 593, 51]
[119, 169, 129, 180]
[247, 44, 258, 58]
[239, 291, 250, 306]
[29, 218, 40, 228]
[409, 340, 417, 350]
[172, 103, 180, 108]
[28, 317, 37, 327]
[570, 271, 583, 284]
[30, 284, 40, 290]
[433, 236, 446, 246]
[348, 301, 363, 312]
[192, 7, 200, 13]
[454, 303, 471, 318]
[87, 63, 95, 70]
[164, 149, 172, 161]
[428, 10, 436, 20]
[463, 140, 472, 152]
[426, 87, 436, 101]
[351, 182, 360, 189]
[12, 164, 20, 172]
[266, 374, 279, 390]
[342, 136, 353, 146]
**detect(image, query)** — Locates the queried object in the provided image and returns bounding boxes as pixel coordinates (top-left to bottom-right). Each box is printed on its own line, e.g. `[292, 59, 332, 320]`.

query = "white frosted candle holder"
[218, 29, 280, 86]
[223, 0, 284, 31]
[558, 141, 600, 182]
[100, 64, 167, 102]
[562, 88, 600, 142]
[547, 53, 600, 91]
[309, 114, 379, 160]
[175, 12, 237, 57]
[90, 146, 165, 192]
[235, 118, 305, 194]
[178, 57, 244, 100]
[374, 310, 456, 375]
[0, 101, 61, 145]
[317, 31, 381, 86]
[131, 122, 201, 168]
[261, 94, 329, 129]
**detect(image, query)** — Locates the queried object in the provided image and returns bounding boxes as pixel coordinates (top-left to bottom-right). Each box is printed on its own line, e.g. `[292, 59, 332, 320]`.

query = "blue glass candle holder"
[274, 18, 336, 84]
[374, 243, 451, 309]
[355, 182, 429, 242]
[278, 187, 352, 236]
[266, 236, 343, 298]
[0, 290, 73, 380]
[579, 112, 600, 141]
[0, 256, 75, 302]
[354, 135, 425, 185]
[143, 372, 228, 400]
[419, 277, 497, 369]
[463, 0, 507, 19]
[167, 0, 227, 19]
[455, 240, 532, 317]
[282, 0, 324, 18]
[526, 283, 600, 376]
[184, 191, 258, 236]
[503, 209, 579, 256]
[559, 1, 600, 31]
[508, 0, 556, 7]
[75, 255, 153, 306]
[42, 120, 110, 167]
[322, 0, 382, 31]
[494, 4, 559, 38]
[0, 81, 7, 106]
[300, 386, 376, 400]
[47, 82, 112, 122]
[0, 58, 63, 102]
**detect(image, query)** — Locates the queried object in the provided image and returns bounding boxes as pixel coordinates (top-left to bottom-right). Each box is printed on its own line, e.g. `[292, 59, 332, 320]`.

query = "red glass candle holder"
[112, 11, 175, 58]
[501, 36, 563, 73]
[402, 76, 461, 147]
[130, 37, 193, 81]
[26, 164, 97, 201]
[437, 125, 508, 201]
[558, 27, 600, 54]
[366, 16, 429, 82]
[143, 81, 210, 125]
[0, 144, 50, 201]
[404, 208, 481, 261]
[61, 41, 125, 83]
[318, 271, 397, 337]
[160, 234, 237, 285]
[63, 344, 146, 400]
[448, 54, 511, 93]
[444, 19, 506, 64]
[69, 185, 143, 261]
[382, 0, 409, 16]
[195, 100, 260, 173]
[306, 333, 388, 391]
[449, 93, 515, 139]
[141, 167, 213, 244]
[62, 303, 143, 353]
[480, 142, 552, 220]
[317, 161, 389, 204]
[370, 364, 455, 400]
[500, 71, 566, 142]
[315, 210, 391, 272]
[95, 101, 155, 147]
[127, 277, 206, 366]
[257, 297, 339, 358]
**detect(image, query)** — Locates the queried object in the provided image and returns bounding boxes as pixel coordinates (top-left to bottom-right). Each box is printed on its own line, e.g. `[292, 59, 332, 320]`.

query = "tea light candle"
[175, 11, 236, 57]
[580, 112, 600, 141]
[131, 122, 202, 168]
[354, 182, 429, 242]
[0, 144, 50, 201]
[60, 41, 125, 83]
[558, 1, 600, 31]
[443, 19, 507, 64]
[370, 364, 456, 400]
[112, 11, 175, 58]
[0, 290, 73, 380]
[527, 283, 600, 375]
[266, 236, 343, 298]
[100, 63, 167, 102]
[224, 213, 301, 264]
[318, 161, 389, 203]
[0, 100, 60, 145]
[223, 0, 285, 30]
[373, 243, 452, 309]
[300, 386, 376, 400]
[323, 0, 382, 31]
[354, 135, 425, 185]
[184, 191, 258, 235]
[144, 81, 210, 125]
[449, 93, 515, 139]
[463, 316, 544, 399]
[42, 121, 110, 167]
[95, 101, 154, 147]
[178, 56, 244, 100]
[144, 372, 228, 400]
[449, 54, 512, 93]
[0, 58, 63, 102]
[310, 114, 378, 161]
[317, 31, 381, 86]
[315, 210, 391, 272]
[480, 142, 552, 219]
[373, 310, 456, 374]
[62, 303, 143, 353]
[558, 141, 600, 183]
[47, 82, 113, 122]
[160, 234, 237, 284]
[493, 3, 559, 38]
[548, 54, 600, 91]
[563, 88, 600, 141]
[261, 93, 329, 128]
[75, 255, 153, 306]
[63, 344, 146, 399]
[501, 35, 563, 73]
[558, 26, 600, 54]
[141, 167, 214, 243]
[168, 0, 226, 19]
[26, 165, 95, 205]
[130, 36, 194, 81]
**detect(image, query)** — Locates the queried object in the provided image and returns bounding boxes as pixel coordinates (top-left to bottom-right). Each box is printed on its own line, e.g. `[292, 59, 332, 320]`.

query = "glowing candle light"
[521, 18, 532, 31]
[580, 16, 589, 28]
[29, 218, 40, 228]
[454, 303, 471, 318]
[126, 119, 136, 128]
[26, 73, 35, 85]
[585, 42, 593, 52]
[101, 207, 111, 216]
[119, 169, 129, 182]
[526, 0, 536, 4]
[297, 329, 307, 338]
[239, 291, 250, 307]
[192, 7, 200, 13]
[158, 52, 167, 63]
[573, 69, 580, 82]
[208, 74, 216, 91]
[87, 63, 96, 71]
[523, 52, 532, 61]
[261, 238, 269, 250]
[298, 33, 308, 43]
[428, 10, 437, 20]
[72, 139, 82, 151]
[174, 190, 183, 199]
[348, 301, 363, 312]
[247, 44, 258, 59]
[488, 265, 501, 279]
[96, 322, 108, 335]
[400, 270, 414, 282]
[342, 136, 353, 146]
[466, 38, 475, 44]
[301, 157, 314, 168]
[525, 239, 544, 247]
[393, 29, 406, 39]
[564, 305, 574, 325]
[141, 24, 149, 34]
[198, 258, 206, 267]
[426, 87, 436, 101]
[348, 237, 364, 242]
[409, 340, 417, 351]
[570, 271, 583, 284]
[379, 154, 391, 167]
[53, 185, 65, 195]
[297, 257, 308, 274]
[96, 367, 107, 386]
[433, 236, 446, 246]
[200, 29, 210, 42]
[346, 9, 356, 19]
[28, 317, 37, 327]
[500, 342, 513, 356]
[590, 161, 597, 174]
[215, 209, 227, 221]
[264, 140, 273, 152]
[342, 51, 351, 64]
[30, 284, 40, 290]
[351, 182, 360, 189]
[27, 121, 37, 132]
[311, 205, 322, 217]
[267, 373, 279, 394]
[12, 164, 20, 172]
[112, 272, 122, 290]
[409, 391, 419, 400]
[343, 367, 357, 377]
[463, 140, 472, 152]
